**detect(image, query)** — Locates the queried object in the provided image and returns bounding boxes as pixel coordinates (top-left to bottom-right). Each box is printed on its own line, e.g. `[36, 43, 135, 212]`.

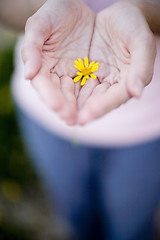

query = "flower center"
[81, 67, 91, 76]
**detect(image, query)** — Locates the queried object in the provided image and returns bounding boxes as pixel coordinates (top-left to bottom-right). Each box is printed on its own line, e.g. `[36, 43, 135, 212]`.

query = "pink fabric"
[84, 0, 117, 13]
[11, 0, 160, 147]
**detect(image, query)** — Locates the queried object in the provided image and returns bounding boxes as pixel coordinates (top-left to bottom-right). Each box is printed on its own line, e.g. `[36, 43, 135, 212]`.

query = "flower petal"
[77, 72, 83, 76]
[74, 65, 82, 71]
[86, 75, 90, 79]
[74, 75, 82, 82]
[91, 64, 99, 72]
[75, 60, 84, 70]
[84, 57, 89, 67]
[74, 60, 81, 67]
[78, 58, 84, 69]
[90, 74, 96, 80]
[81, 77, 87, 86]
[89, 61, 95, 68]
[91, 67, 98, 72]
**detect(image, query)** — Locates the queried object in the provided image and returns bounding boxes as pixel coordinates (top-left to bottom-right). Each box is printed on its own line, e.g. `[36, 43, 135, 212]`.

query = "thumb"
[21, 16, 47, 80]
[126, 33, 156, 98]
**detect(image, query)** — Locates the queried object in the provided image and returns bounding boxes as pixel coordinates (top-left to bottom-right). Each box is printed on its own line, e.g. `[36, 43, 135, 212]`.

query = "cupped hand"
[77, 1, 156, 125]
[21, 0, 95, 125]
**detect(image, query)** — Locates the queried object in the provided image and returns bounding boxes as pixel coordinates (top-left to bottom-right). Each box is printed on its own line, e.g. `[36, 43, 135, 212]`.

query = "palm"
[24, 0, 95, 125]
[78, 3, 155, 125]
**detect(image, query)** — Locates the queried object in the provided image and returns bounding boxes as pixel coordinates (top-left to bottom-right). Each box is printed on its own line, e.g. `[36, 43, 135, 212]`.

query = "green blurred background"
[0, 26, 67, 240]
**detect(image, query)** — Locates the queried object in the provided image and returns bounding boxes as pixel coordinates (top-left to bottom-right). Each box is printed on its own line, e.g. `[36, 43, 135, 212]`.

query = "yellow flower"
[73, 57, 99, 86]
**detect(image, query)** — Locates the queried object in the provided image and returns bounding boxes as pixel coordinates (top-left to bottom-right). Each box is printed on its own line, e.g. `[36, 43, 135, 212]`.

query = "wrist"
[126, 0, 160, 34]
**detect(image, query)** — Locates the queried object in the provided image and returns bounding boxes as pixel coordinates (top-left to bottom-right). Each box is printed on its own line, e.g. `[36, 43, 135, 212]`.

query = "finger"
[127, 32, 156, 98]
[77, 78, 99, 109]
[32, 70, 64, 112]
[74, 81, 81, 99]
[21, 15, 51, 80]
[88, 81, 111, 97]
[53, 58, 81, 100]
[78, 81, 130, 125]
[59, 76, 77, 125]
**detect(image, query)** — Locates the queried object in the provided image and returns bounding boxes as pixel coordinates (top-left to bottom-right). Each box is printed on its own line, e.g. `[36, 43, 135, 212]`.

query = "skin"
[77, 1, 156, 124]
[20, 0, 160, 125]
[22, 0, 95, 125]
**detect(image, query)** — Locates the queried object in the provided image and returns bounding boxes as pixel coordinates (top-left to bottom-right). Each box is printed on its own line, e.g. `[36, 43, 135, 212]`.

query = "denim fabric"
[15, 107, 160, 240]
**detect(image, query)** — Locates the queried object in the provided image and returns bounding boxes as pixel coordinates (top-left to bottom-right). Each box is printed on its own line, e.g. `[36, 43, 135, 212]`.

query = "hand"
[21, 0, 95, 125]
[77, 1, 156, 125]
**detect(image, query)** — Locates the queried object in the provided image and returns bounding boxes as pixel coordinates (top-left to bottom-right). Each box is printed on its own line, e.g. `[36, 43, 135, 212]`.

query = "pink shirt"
[11, 0, 160, 147]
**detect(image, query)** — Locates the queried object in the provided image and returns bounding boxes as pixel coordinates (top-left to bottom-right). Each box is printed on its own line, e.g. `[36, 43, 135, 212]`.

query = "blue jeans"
[15, 107, 160, 240]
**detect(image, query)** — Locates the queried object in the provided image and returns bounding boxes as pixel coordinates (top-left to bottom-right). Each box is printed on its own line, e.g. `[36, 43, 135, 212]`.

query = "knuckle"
[25, 17, 33, 30]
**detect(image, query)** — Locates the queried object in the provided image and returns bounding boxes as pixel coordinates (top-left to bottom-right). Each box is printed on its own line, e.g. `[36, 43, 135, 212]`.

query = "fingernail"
[24, 61, 31, 79]
[133, 79, 144, 97]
